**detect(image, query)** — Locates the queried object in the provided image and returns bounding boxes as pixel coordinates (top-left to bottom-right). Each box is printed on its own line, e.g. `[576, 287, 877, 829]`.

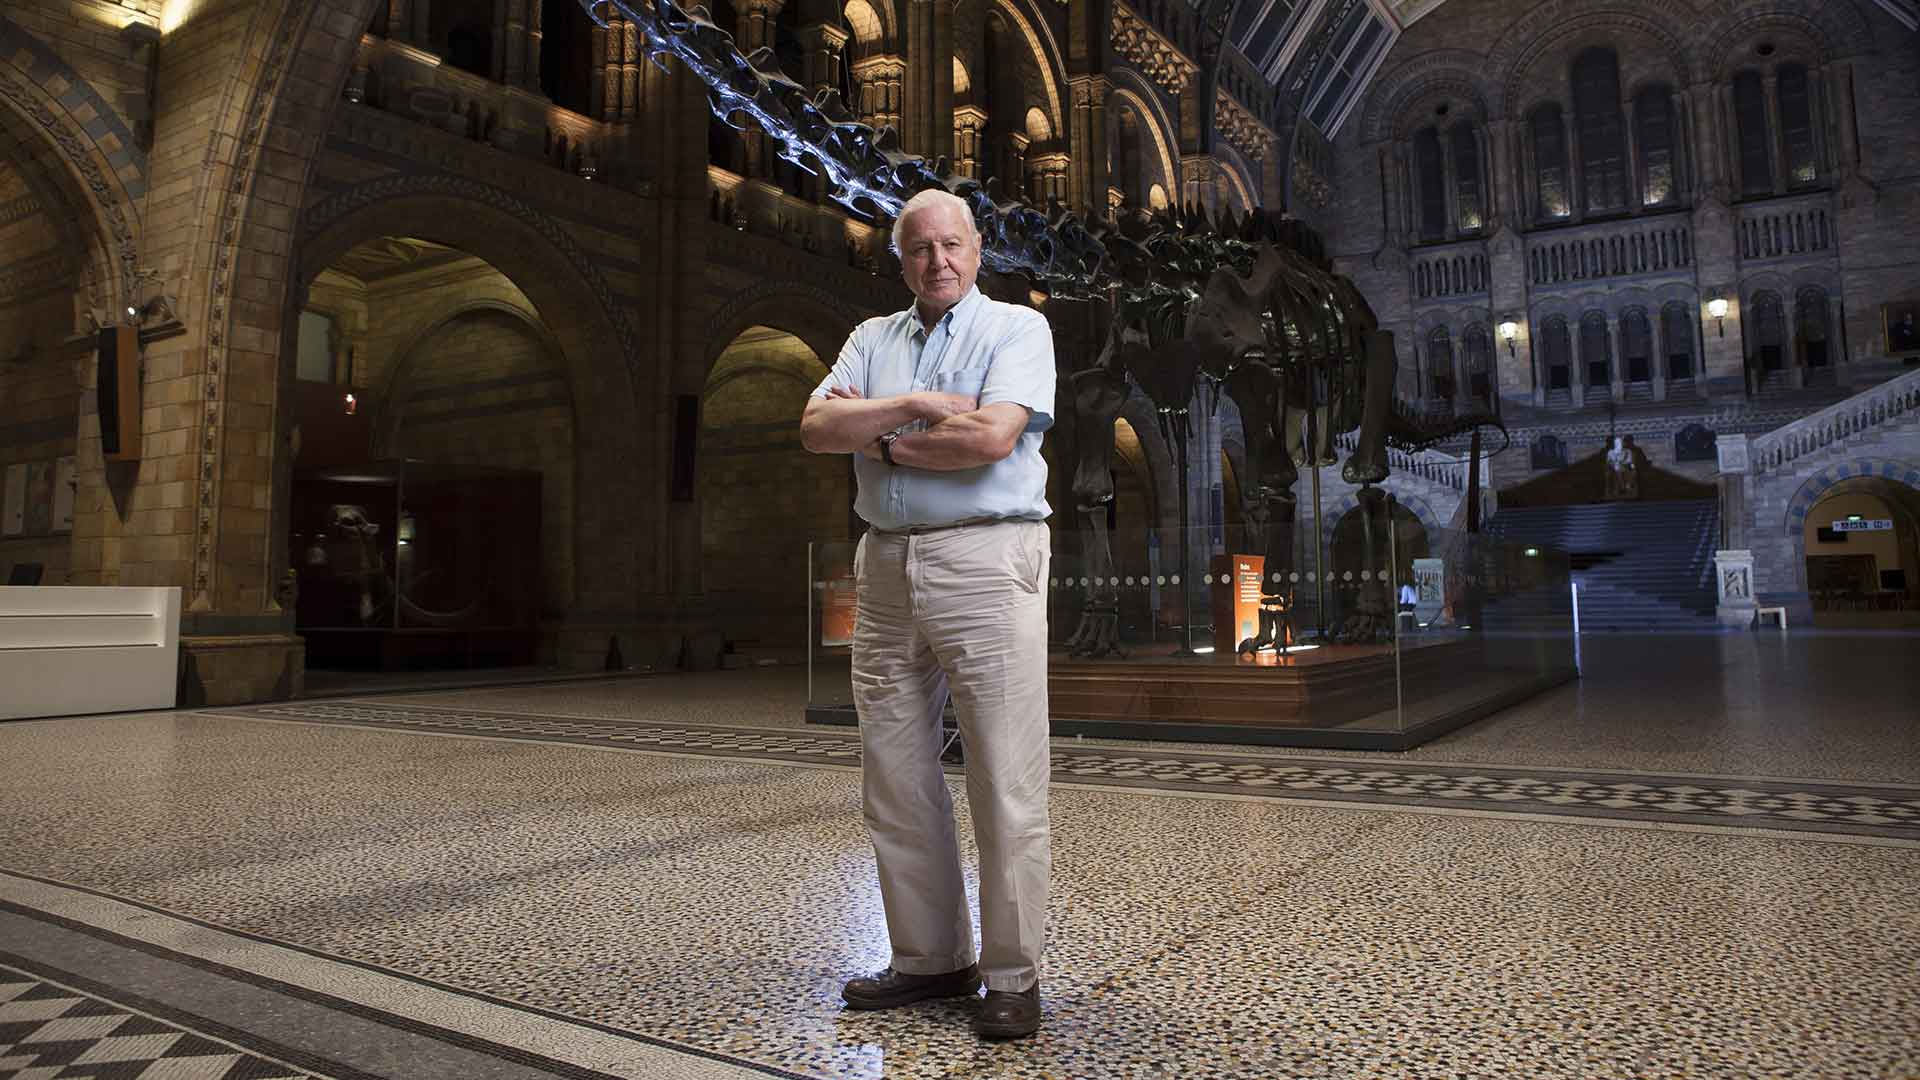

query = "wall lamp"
[1498, 320, 1520, 357]
[344, 393, 358, 416]
[1708, 297, 1730, 337]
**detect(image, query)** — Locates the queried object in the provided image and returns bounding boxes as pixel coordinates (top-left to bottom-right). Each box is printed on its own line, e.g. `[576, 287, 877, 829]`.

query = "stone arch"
[367, 298, 569, 458]
[1485, 2, 1693, 120]
[0, 14, 145, 315]
[843, 0, 895, 52]
[987, 0, 1067, 143]
[1783, 458, 1920, 535]
[1108, 75, 1181, 205]
[1694, 0, 1874, 78]
[1357, 49, 1493, 143]
[298, 187, 646, 604]
[1778, 457, 1920, 598]
[1210, 142, 1259, 214]
[702, 282, 868, 384]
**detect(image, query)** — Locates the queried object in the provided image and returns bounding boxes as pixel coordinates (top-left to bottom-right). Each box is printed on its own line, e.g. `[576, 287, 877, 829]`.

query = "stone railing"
[347, 35, 610, 183]
[1335, 431, 1487, 494]
[1410, 238, 1489, 303]
[1736, 191, 1835, 263]
[1750, 367, 1920, 475]
[1526, 215, 1692, 289]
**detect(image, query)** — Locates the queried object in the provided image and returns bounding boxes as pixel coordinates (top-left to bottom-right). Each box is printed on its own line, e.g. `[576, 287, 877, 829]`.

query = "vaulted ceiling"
[1225, 0, 1919, 138]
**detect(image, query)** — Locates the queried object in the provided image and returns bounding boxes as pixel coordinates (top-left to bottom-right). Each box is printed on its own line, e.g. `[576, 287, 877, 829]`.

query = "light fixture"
[1848, 514, 1864, 522]
[1708, 297, 1730, 337]
[343, 392, 357, 415]
[1191, 646, 1216, 655]
[1524, 547, 1540, 557]
[1498, 320, 1520, 356]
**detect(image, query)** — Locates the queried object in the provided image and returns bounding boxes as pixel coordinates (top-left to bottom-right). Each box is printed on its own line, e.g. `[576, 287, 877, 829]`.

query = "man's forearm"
[800, 395, 925, 452]
[885, 411, 1019, 471]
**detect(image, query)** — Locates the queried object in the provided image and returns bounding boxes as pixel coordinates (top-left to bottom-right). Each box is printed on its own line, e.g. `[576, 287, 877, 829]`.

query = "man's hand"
[830, 385, 977, 425]
[915, 392, 979, 423]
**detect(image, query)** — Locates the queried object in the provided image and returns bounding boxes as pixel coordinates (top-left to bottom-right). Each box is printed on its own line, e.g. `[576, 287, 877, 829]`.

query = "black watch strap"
[877, 431, 899, 466]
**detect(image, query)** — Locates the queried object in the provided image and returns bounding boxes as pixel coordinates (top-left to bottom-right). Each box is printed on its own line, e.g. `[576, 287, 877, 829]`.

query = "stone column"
[1006, 131, 1030, 198]
[852, 56, 903, 131]
[1622, 95, 1641, 210]
[736, 0, 785, 176]
[1713, 434, 1757, 626]
[1181, 153, 1213, 213]
[493, 0, 534, 89]
[1830, 61, 1861, 177]
[901, 0, 952, 158]
[1608, 314, 1626, 403]
[1032, 152, 1071, 205]
[1068, 75, 1110, 215]
[1440, 127, 1459, 239]
[953, 105, 988, 179]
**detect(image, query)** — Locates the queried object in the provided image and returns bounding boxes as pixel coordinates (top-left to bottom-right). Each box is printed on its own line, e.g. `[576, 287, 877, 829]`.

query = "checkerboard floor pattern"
[0, 969, 314, 1080]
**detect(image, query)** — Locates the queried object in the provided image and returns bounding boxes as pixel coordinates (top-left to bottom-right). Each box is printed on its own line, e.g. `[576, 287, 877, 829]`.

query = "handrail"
[1750, 367, 1920, 475]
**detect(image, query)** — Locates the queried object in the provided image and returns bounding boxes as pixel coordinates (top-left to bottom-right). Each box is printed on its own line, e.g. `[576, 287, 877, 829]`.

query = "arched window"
[1427, 326, 1455, 401]
[1540, 316, 1572, 391]
[1662, 301, 1695, 381]
[1452, 124, 1484, 232]
[1414, 127, 1447, 242]
[1573, 50, 1628, 214]
[1750, 291, 1786, 371]
[1530, 104, 1571, 221]
[1621, 308, 1652, 384]
[1580, 312, 1612, 388]
[1797, 286, 1831, 370]
[1734, 71, 1773, 196]
[1635, 87, 1677, 208]
[1779, 65, 1818, 187]
[1463, 324, 1493, 401]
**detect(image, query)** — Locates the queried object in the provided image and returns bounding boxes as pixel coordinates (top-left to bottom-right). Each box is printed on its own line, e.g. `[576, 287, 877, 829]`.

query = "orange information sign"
[1210, 553, 1265, 653]
[819, 565, 857, 648]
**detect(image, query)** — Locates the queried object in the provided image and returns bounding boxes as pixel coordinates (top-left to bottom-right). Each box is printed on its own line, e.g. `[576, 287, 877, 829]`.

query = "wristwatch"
[877, 430, 900, 466]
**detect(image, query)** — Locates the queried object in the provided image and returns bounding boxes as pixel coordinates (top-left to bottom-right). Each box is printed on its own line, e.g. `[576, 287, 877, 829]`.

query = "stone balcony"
[1409, 237, 1490, 306]
[1734, 189, 1837, 266]
[1525, 212, 1695, 292]
[346, 35, 608, 184]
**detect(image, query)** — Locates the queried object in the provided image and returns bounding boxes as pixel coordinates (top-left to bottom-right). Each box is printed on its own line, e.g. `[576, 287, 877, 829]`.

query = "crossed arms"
[799, 387, 1030, 470]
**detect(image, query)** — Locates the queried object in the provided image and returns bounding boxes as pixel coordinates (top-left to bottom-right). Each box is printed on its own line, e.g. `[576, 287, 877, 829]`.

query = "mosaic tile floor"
[0, 632, 1917, 1078]
[222, 699, 1920, 842]
[370, 632, 1920, 783]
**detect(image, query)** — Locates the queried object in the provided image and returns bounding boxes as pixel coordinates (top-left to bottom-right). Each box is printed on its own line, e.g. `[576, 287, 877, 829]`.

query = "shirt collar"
[910, 285, 984, 337]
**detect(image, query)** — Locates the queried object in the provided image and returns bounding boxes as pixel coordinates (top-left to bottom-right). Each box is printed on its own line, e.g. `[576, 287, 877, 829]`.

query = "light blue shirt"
[812, 286, 1055, 531]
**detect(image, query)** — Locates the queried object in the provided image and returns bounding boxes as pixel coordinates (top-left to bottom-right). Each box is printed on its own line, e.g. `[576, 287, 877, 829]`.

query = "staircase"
[1481, 500, 1721, 632]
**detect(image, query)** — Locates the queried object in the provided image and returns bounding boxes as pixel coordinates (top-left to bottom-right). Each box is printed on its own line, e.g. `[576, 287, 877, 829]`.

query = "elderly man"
[799, 188, 1055, 1040]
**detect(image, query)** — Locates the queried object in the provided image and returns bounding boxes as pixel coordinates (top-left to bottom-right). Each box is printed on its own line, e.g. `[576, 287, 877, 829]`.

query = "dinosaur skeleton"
[581, 0, 1507, 655]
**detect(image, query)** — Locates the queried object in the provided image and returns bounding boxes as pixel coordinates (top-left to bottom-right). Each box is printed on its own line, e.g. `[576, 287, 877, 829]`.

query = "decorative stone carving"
[1675, 423, 1718, 463]
[1112, 3, 1198, 97]
[1214, 90, 1272, 163]
[1530, 433, 1567, 470]
[1716, 432, 1750, 475]
[1713, 549, 1757, 627]
[1291, 155, 1331, 209]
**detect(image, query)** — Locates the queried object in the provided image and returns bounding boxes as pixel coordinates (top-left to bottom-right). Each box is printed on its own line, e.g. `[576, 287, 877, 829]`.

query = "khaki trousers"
[852, 519, 1051, 993]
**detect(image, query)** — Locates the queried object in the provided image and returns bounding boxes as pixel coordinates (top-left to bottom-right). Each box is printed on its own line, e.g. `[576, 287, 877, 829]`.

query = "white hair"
[890, 189, 979, 255]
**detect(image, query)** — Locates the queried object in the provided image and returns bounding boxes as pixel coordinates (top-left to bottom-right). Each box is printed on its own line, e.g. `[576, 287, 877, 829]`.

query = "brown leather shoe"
[841, 965, 982, 1010]
[972, 983, 1041, 1039]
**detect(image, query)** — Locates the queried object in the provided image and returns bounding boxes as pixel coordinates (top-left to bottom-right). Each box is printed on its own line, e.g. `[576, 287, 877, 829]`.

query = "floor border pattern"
[213, 701, 1920, 842]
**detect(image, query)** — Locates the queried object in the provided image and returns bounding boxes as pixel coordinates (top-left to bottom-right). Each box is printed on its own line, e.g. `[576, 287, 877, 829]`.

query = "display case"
[806, 494, 1577, 749]
[292, 461, 542, 670]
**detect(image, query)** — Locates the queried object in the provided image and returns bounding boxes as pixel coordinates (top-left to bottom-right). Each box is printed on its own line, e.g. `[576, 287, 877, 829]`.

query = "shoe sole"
[972, 1017, 1040, 1040]
[842, 979, 982, 1011]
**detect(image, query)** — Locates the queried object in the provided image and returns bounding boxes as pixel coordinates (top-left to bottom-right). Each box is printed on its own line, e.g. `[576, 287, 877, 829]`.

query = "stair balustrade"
[1750, 367, 1920, 476]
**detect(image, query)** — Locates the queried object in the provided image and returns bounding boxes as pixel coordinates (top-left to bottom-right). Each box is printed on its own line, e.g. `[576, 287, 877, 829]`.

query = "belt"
[871, 516, 1016, 536]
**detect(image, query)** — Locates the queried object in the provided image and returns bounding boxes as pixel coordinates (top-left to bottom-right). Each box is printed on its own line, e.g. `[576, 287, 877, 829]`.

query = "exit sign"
[1832, 519, 1893, 532]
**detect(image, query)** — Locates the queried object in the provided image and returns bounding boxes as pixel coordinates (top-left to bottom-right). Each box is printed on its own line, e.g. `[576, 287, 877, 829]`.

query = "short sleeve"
[977, 309, 1056, 433]
[813, 321, 872, 399]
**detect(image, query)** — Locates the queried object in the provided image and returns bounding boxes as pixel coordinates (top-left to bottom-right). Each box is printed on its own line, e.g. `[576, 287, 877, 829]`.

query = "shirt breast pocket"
[932, 365, 989, 400]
